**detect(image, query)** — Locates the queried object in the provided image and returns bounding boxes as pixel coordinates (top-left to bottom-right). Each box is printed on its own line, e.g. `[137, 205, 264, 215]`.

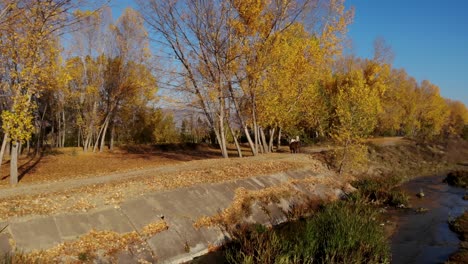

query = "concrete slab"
[147, 191, 198, 221]
[202, 184, 234, 210]
[244, 202, 272, 225]
[150, 186, 228, 221]
[147, 228, 187, 263]
[120, 198, 162, 230]
[249, 178, 266, 188]
[269, 172, 290, 183]
[114, 244, 155, 264]
[0, 232, 12, 255]
[255, 175, 282, 187]
[9, 217, 62, 251]
[197, 227, 225, 248]
[167, 218, 200, 245]
[264, 202, 288, 226]
[236, 178, 263, 191]
[87, 208, 134, 233]
[286, 169, 314, 180]
[54, 213, 92, 240]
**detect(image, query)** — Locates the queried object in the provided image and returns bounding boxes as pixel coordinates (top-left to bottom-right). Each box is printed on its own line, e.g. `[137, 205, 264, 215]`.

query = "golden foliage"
[1, 95, 34, 143]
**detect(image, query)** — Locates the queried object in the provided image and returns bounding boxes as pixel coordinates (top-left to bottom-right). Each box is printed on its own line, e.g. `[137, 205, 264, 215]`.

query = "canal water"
[391, 174, 468, 264]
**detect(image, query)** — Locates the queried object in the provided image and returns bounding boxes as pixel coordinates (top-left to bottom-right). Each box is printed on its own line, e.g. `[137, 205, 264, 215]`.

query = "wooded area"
[1, 0, 467, 184]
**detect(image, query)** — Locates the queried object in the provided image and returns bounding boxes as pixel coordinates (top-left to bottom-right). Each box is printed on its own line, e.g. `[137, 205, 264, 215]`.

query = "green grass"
[224, 198, 390, 264]
[352, 176, 409, 207]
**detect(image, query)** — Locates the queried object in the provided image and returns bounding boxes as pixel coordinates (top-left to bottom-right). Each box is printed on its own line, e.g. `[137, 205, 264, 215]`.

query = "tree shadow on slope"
[0, 153, 43, 183]
[120, 143, 251, 161]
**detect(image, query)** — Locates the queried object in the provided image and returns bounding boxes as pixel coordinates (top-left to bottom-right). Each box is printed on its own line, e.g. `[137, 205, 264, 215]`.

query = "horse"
[289, 139, 301, 153]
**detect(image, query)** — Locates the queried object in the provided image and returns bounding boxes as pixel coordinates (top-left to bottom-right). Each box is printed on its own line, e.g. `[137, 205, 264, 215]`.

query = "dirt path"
[0, 154, 292, 199]
[0, 137, 408, 200]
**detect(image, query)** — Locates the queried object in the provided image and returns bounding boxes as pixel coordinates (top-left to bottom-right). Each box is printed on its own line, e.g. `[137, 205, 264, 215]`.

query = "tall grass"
[225, 198, 390, 264]
[352, 175, 409, 207]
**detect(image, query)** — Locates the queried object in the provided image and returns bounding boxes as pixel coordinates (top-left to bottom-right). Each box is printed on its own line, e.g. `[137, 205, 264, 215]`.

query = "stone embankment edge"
[0, 167, 352, 263]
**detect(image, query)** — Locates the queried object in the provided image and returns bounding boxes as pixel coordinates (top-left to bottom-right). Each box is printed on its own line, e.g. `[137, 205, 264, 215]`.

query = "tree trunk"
[228, 121, 242, 158]
[244, 127, 256, 156]
[99, 116, 110, 152]
[227, 83, 256, 156]
[10, 141, 18, 185]
[26, 140, 30, 155]
[109, 122, 115, 151]
[18, 142, 22, 156]
[84, 130, 92, 152]
[218, 109, 228, 158]
[62, 111, 66, 148]
[77, 128, 81, 148]
[51, 124, 57, 148]
[6, 141, 10, 157]
[93, 123, 105, 153]
[35, 103, 47, 156]
[35, 125, 41, 156]
[276, 127, 282, 151]
[0, 133, 9, 174]
[56, 115, 60, 148]
[253, 104, 259, 155]
[259, 127, 269, 153]
[268, 127, 276, 152]
[254, 123, 259, 154]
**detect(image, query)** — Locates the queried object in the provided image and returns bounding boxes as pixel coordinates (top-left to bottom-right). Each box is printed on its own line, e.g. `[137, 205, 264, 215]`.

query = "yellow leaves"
[231, 0, 267, 30]
[445, 100, 468, 135]
[254, 23, 323, 128]
[319, 0, 354, 65]
[1, 94, 34, 143]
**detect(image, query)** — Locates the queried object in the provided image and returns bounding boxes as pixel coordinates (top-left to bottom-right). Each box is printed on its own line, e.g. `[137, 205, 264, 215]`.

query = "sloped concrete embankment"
[0, 167, 352, 263]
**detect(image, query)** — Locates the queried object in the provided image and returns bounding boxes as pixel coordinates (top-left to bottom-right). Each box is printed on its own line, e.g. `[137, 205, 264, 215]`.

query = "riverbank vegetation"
[224, 198, 389, 264]
[445, 170, 468, 188]
[216, 170, 418, 264]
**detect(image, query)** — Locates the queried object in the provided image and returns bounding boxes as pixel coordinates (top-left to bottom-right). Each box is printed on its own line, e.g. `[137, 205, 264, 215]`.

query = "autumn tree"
[66, 7, 157, 152]
[444, 100, 468, 137]
[95, 7, 156, 152]
[328, 67, 382, 173]
[0, 0, 82, 184]
[255, 23, 323, 152]
[138, 0, 239, 158]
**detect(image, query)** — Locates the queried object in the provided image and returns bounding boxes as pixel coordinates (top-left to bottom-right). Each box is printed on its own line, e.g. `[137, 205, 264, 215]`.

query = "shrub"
[294, 201, 390, 264]
[353, 175, 408, 207]
[445, 170, 468, 188]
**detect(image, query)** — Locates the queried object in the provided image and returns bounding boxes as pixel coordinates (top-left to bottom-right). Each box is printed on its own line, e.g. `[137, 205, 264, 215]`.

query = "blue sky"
[345, 0, 468, 105]
[110, 0, 468, 105]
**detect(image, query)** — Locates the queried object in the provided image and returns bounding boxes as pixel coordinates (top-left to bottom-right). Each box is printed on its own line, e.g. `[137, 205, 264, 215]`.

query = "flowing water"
[391, 175, 468, 264]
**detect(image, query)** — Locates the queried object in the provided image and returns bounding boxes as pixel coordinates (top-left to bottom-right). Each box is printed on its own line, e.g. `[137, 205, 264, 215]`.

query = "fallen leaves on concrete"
[0, 155, 307, 220]
[15, 220, 167, 263]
